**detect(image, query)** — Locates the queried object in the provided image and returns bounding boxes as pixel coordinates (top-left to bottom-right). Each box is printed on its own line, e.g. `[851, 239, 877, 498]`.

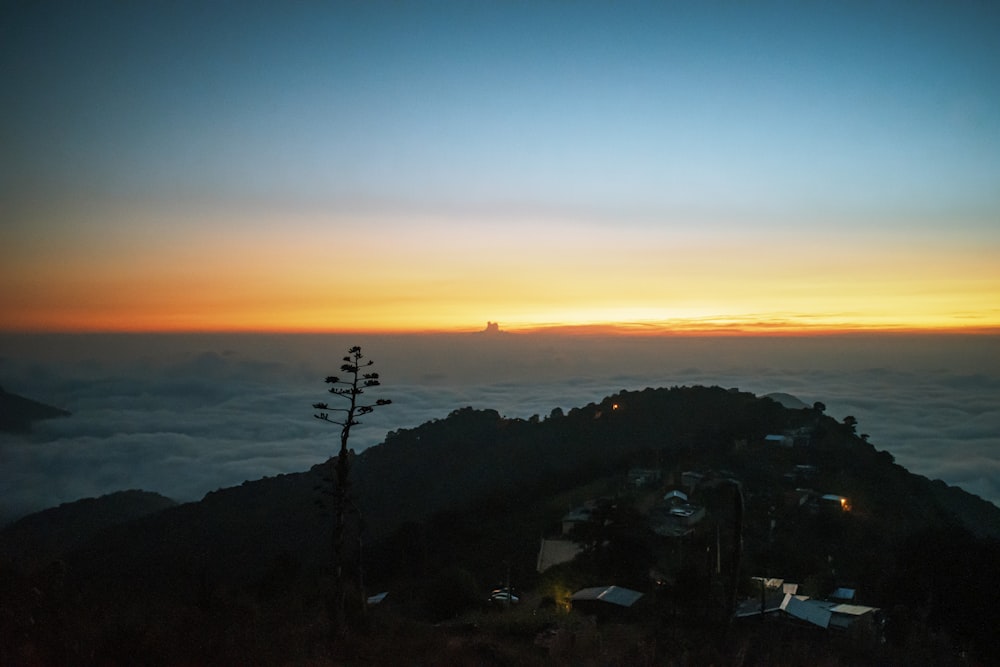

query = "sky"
[2, 1, 999, 334]
[2, 333, 998, 524]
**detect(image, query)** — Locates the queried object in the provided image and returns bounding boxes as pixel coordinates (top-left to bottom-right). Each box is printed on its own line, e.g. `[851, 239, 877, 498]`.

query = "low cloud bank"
[2, 333, 998, 523]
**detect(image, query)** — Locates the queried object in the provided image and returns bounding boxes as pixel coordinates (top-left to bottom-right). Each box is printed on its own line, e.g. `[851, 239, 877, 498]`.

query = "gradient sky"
[2, 1, 999, 333]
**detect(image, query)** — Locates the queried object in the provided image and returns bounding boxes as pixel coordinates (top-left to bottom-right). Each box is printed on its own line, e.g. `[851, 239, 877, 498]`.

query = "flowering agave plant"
[312, 346, 391, 636]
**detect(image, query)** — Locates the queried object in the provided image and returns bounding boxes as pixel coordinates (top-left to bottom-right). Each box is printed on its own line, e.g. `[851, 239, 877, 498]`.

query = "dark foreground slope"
[2, 385, 998, 665]
[0, 490, 176, 567]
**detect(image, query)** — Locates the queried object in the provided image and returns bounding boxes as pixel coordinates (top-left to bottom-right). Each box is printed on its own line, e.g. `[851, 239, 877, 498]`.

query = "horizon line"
[3, 323, 999, 337]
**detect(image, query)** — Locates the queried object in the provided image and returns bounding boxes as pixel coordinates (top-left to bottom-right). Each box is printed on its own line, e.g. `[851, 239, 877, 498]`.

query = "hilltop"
[1, 385, 998, 665]
[0, 386, 70, 433]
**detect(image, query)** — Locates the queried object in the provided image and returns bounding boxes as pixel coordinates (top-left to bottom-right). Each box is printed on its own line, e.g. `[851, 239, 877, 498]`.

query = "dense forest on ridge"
[2, 385, 999, 665]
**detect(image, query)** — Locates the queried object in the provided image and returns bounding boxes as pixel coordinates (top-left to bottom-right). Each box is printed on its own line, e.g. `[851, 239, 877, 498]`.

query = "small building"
[561, 507, 592, 535]
[650, 491, 706, 535]
[571, 585, 644, 619]
[821, 494, 851, 512]
[780, 593, 878, 630]
[735, 593, 786, 618]
[737, 577, 800, 619]
[668, 504, 706, 526]
[537, 538, 583, 572]
[571, 585, 643, 607]
[791, 488, 815, 506]
[781, 594, 834, 628]
[828, 603, 879, 630]
[627, 468, 662, 488]
[663, 489, 688, 505]
[367, 591, 388, 606]
[831, 587, 856, 601]
[751, 577, 800, 596]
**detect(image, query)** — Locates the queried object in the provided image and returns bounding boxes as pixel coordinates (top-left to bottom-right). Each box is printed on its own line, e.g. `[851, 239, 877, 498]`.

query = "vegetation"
[1, 384, 999, 665]
[312, 345, 391, 636]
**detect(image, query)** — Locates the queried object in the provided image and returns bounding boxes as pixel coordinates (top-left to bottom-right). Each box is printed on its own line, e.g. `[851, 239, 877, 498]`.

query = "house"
[791, 489, 851, 512]
[561, 506, 592, 535]
[781, 594, 834, 628]
[663, 489, 688, 505]
[649, 489, 706, 536]
[571, 585, 643, 607]
[831, 587, 856, 601]
[765, 434, 793, 447]
[736, 577, 800, 619]
[827, 603, 880, 630]
[779, 594, 878, 630]
[627, 468, 662, 488]
[536, 538, 583, 572]
[570, 585, 644, 618]
[790, 488, 816, 507]
[668, 504, 705, 526]
[821, 494, 851, 512]
[751, 577, 799, 596]
[734, 593, 786, 618]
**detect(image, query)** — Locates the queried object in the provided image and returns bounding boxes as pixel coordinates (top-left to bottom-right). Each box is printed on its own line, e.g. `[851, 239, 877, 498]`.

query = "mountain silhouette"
[0, 385, 71, 433]
[2, 384, 999, 664]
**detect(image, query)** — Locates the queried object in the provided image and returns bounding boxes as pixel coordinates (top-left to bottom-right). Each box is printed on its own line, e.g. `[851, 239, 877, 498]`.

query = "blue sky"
[5, 2, 998, 217]
[2, 1, 999, 332]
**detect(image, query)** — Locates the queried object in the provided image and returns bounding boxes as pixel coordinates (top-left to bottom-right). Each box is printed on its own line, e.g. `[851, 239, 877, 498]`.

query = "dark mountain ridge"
[0, 385, 70, 433]
[0, 490, 176, 566]
[2, 384, 999, 664]
[4, 385, 999, 581]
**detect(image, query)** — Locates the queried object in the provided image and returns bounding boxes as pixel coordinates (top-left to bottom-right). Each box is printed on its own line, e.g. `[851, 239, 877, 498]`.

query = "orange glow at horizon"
[3, 206, 999, 336]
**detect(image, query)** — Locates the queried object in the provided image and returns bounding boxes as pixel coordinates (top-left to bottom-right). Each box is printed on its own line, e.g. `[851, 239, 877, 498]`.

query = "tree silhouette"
[313, 346, 391, 637]
[843, 415, 858, 433]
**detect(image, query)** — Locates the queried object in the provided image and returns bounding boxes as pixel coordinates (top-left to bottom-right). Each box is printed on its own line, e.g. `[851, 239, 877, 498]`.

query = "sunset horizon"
[3, 4, 1000, 659]
[3, 3, 998, 340]
[4, 320, 1000, 337]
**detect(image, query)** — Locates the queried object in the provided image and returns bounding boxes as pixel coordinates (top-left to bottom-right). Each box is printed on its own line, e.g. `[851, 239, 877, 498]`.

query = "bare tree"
[313, 346, 391, 636]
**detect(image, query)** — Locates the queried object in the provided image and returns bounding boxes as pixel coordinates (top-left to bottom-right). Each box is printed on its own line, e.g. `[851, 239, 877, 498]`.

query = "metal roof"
[781, 594, 834, 628]
[830, 603, 877, 616]
[571, 585, 644, 608]
[831, 587, 856, 600]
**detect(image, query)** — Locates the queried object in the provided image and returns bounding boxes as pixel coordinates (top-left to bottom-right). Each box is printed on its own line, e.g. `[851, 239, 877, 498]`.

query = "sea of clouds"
[1, 333, 998, 525]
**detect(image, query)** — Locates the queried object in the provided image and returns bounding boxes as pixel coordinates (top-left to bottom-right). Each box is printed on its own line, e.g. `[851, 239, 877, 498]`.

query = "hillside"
[0, 386, 70, 433]
[0, 490, 177, 566]
[2, 385, 998, 665]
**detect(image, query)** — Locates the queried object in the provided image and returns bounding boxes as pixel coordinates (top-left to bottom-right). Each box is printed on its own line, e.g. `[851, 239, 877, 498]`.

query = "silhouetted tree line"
[3, 382, 999, 664]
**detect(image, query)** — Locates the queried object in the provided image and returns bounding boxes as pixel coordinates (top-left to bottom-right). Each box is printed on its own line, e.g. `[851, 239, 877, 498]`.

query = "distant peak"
[480, 321, 504, 334]
[764, 392, 810, 410]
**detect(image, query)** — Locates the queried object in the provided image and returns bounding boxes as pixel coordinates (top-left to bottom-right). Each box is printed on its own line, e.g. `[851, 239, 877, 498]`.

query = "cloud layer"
[2, 334, 998, 523]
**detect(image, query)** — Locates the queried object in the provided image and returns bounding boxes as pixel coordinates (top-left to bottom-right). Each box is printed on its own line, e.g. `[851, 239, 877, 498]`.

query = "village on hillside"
[532, 421, 880, 636]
